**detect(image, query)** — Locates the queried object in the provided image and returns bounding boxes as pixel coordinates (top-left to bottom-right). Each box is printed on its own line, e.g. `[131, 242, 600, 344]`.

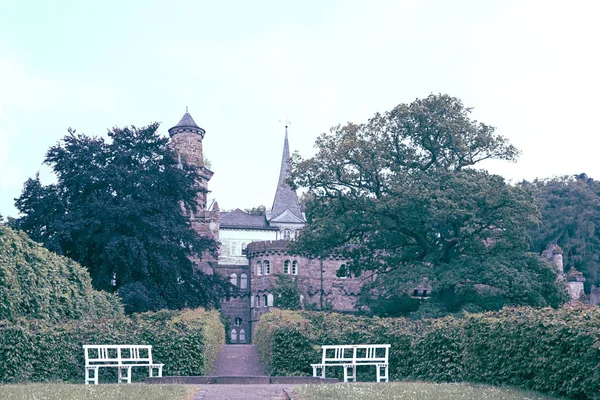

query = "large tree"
[15, 124, 229, 313]
[291, 94, 567, 317]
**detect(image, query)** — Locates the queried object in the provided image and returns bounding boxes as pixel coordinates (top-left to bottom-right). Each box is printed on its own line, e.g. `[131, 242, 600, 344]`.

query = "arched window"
[256, 261, 262, 276]
[241, 242, 247, 250]
[284, 260, 291, 274]
[267, 294, 274, 307]
[413, 289, 419, 297]
[256, 295, 261, 308]
[292, 260, 298, 275]
[234, 317, 242, 326]
[239, 329, 246, 342]
[422, 290, 428, 297]
[263, 294, 268, 307]
[251, 295, 255, 308]
[230, 329, 237, 343]
[283, 229, 291, 240]
[300, 294, 304, 304]
[240, 274, 248, 289]
[230, 273, 238, 286]
[231, 241, 239, 256]
[263, 260, 271, 275]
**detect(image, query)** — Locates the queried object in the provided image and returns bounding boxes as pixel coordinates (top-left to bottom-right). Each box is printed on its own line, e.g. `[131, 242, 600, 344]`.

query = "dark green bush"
[0, 226, 123, 322]
[0, 308, 224, 383]
[254, 306, 600, 399]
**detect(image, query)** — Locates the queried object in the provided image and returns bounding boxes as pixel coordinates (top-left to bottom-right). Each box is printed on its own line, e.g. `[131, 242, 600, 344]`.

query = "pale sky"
[1, 1, 599, 218]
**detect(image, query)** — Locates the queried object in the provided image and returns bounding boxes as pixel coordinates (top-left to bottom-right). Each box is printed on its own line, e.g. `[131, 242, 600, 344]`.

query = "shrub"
[0, 308, 224, 383]
[254, 306, 600, 399]
[0, 226, 123, 322]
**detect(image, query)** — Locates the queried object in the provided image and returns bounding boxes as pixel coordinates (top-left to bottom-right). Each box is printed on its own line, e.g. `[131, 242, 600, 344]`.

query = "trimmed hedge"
[0, 308, 224, 383]
[253, 307, 600, 399]
[0, 226, 123, 322]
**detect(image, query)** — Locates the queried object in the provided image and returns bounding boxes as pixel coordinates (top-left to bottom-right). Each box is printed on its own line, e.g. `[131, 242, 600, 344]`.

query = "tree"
[291, 94, 567, 317]
[244, 205, 267, 216]
[524, 174, 600, 289]
[14, 124, 230, 313]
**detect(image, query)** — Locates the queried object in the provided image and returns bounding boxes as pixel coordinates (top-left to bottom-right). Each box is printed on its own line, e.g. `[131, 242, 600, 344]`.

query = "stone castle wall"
[246, 240, 365, 334]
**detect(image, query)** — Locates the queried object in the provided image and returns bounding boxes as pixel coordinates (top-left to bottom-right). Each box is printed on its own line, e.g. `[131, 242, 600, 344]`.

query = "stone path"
[193, 384, 296, 400]
[213, 345, 266, 376]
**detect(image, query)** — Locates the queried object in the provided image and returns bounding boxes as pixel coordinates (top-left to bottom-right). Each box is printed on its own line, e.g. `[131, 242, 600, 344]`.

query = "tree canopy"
[14, 123, 229, 313]
[291, 94, 567, 317]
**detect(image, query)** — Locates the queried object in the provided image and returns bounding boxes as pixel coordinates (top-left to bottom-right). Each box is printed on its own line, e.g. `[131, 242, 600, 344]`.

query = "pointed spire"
[269, 125, 304, 222]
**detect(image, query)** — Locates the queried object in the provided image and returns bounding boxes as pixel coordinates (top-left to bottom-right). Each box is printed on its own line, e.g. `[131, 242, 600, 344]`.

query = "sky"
[1, 0, 599, 218]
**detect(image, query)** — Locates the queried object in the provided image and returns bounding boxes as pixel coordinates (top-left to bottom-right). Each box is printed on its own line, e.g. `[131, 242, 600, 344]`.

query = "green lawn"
[0, 384, 191, 400]
[294, 382, 561, 400]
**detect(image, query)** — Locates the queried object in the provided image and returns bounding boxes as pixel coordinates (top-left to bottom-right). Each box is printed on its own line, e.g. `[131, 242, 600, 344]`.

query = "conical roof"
[174, 112, 199, 128]
[268, 128, 304, 223]
[168, 110, 206, 137]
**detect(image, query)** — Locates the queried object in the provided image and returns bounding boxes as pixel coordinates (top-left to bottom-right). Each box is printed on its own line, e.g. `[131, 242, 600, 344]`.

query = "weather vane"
[279, 116, 291, 129]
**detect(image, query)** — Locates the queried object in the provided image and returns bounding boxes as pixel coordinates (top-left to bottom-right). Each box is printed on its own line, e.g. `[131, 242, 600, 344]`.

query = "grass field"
[0, 384, 192, 400]
[294, 382, 561, 400]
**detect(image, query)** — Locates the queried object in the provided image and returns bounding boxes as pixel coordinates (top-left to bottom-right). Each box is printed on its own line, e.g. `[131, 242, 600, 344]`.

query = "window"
[422, 290, 428, 297]
[234, 317, 242, 326]
[241, 242, 247, 254]
[111, 272, 117, 287]
[338, 264, 351, 279]
[413, 289, 419, 297]
[251, 295, 254, 308]
[230, 273, 237, 286]
[267, 294, 274, 307]
[264, 260, 271, 275]
[256, 295, 261, 308]
[256, 261, 262, 276]
[284, 260, 291, 274]
[230, 329, 237, 343]
[231, 241, 239, 256]
[283, 229, 291, 240]
[292, 260, 298, 275]
[263, 294, 268, 307]
[239, 329, 246, 342]
[240, 274, 248, 289]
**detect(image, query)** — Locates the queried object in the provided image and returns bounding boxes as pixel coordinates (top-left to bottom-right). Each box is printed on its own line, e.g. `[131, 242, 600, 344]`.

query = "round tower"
[168, 109, 213, 211]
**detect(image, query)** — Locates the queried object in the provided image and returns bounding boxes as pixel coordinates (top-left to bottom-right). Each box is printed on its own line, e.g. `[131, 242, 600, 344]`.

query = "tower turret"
[168, 109, 213, 211]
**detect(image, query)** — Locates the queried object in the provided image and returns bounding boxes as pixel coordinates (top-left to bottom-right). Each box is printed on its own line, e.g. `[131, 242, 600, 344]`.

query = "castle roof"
[174, 112, 199, 129]
[268, 128, 305, 223]
[168, 110, 206, 137]
[220, 209, 278, 230]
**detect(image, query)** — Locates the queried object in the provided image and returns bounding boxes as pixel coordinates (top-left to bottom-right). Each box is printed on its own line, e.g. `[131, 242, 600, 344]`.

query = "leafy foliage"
[271, 274, 303, 310]
[14, 124, 229, 313]
[290, 94, 567, 316]
[254, 307, 600, 399]
[0, 308, 224, 383]
[0, 225, 122, 322]
[525, 174, 600, 288]
[244, 205, 267, 216]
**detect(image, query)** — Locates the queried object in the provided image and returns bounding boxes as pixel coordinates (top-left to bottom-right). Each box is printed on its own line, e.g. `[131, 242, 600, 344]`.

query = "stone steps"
[213, 345, 266, 376]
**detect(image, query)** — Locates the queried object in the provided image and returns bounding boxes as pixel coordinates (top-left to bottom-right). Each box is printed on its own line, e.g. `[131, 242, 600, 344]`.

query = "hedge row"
[0, 225, 123, 322]
[0, 308, 224, 383]
[253, 307, 600, 400]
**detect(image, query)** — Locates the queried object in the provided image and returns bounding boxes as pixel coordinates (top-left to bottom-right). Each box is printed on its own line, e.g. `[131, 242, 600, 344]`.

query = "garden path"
[212, 344, 266, 376]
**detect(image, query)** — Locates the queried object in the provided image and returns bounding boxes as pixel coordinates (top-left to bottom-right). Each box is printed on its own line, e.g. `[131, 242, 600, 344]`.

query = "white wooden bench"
[83, 344, 164, 384]
[311, 344, 390, 383]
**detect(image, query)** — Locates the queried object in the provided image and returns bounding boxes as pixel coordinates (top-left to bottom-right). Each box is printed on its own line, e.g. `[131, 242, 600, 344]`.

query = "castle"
[168, 111, 363, 343]
[168, 110, 596, 344]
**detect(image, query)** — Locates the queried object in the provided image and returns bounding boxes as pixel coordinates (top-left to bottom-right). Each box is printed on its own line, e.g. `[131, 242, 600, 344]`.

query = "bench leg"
[376, 365, 381, 382]
[158, 365, 163, 377]
[149, 366, 153, 378]
[85, 367, 98, 385]
[343, 366, 348, 383]
[352, 366, 356, 382]
[118, 366, 132, 384]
